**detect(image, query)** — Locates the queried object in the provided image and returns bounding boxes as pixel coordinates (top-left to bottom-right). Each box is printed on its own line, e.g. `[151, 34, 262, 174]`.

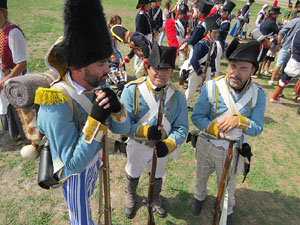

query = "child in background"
[260, 38, 277, 75]
[108, 53, 126, 83]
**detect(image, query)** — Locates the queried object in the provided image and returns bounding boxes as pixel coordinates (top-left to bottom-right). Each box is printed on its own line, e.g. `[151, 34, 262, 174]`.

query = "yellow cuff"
[143, 58, 148, 62]
[205, 122, 219, 139]
[83, 116, 108, 143]
[110, 104, 127, 123]
[134, 125, 150, 142]
[163, 137, 177, 154]
[234, 114, 251, 130]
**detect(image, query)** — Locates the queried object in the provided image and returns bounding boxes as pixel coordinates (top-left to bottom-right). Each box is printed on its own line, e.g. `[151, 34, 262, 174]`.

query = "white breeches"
[125, 139, 169, 179]
[185, 69, 211, 106]
[134, 56, 144, 78]
[215, 41, 223, 77]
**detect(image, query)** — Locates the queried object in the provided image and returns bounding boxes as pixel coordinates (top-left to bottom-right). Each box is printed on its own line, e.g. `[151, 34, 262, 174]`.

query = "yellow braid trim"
[34, 88, 69, 105]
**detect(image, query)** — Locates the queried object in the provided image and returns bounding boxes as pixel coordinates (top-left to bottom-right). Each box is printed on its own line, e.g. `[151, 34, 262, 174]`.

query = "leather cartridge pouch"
[186, 130, 199, 148]
[38, 140, 59, 189]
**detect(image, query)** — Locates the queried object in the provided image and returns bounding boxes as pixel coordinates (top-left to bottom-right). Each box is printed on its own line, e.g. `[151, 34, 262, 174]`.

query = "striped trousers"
[62, 151, 102, 225]
[194, 136, 237, 215]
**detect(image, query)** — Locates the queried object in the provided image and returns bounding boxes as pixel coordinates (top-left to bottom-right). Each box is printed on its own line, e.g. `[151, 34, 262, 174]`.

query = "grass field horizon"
[0, 0, 300, 225]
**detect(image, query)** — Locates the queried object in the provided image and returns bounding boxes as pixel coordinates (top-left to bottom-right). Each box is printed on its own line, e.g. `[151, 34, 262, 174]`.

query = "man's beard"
[83, 68, 107, 88]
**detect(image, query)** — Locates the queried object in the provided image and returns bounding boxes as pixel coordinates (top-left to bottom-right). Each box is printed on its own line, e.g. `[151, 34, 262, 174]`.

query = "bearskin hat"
[53, 0, 113, 68]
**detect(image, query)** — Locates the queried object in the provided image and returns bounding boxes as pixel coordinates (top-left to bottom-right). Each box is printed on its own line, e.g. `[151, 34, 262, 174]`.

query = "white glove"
[219, 128, 242, 141]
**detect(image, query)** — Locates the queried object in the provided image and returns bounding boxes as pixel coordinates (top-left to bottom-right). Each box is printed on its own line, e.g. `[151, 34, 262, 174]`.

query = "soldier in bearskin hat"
[111, 24, 152, 78]
[191, 39, 266, 225]
[120, 42, 188, 219]
[34, 0, 130, 224]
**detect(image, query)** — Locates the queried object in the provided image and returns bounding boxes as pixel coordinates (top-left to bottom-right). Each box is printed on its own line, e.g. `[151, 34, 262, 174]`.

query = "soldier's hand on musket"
[154, 140, 169, 158]
[217, 115, 239, 133]
[199, 73, 206, 81]
[148, 125, 163, 141]
[95, 88, 122, 113]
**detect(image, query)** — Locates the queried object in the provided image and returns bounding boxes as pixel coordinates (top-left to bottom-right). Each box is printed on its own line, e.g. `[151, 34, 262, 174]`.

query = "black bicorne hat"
[148, 42, 177, 69]
[249, 0, 255, 3]
[53, 0, 113, 68]
[199, 0, 214, 15]
[178, 2, 188, 14]
[225, 39, 261, 69]
[269, 6, 281, 15]
[222, 1, 236, 13]
[0, 0, 7, 9]
[111, 25, 128, 43]
[205, 14, 221, 31]
[136, 0, 154, 9]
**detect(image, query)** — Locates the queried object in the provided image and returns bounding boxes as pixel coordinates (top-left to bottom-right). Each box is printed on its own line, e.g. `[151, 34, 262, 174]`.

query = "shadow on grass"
[158, 188, 300, 225]
[264, 116, 276, 125]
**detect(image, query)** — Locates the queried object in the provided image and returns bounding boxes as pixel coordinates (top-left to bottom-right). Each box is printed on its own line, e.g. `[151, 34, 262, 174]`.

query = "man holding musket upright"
[120, 42, 189, 219]
[191, 39, 266, 225]
[35, 0, 129, 224]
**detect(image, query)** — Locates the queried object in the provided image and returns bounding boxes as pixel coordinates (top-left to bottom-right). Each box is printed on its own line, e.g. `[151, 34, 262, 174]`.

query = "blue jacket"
[192, 75, 266, 146]
[186, 20, 206, 46]
[120, 77, 189, 154]
[191, 38, 217, 75]
[136, 10, 153, 36]
[36, 43, 130, 183]
[217, 20, 231, 49]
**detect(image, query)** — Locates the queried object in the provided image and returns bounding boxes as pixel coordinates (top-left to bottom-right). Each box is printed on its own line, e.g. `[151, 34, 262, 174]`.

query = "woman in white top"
[159, 0, 173, 45]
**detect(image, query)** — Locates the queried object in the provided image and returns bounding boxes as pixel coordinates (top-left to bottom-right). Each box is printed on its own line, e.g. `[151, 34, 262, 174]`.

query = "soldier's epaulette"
[125, 77, 146, 87]
[34, 87, 69, 105]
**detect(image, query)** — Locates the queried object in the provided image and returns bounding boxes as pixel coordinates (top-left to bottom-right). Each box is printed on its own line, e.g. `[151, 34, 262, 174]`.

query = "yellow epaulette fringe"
[34, 87, 69, 105]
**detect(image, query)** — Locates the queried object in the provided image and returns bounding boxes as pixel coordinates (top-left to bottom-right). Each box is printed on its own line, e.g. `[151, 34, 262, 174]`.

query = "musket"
[202, 33, 215, 85]
[147, 88, 167, 225]
[212, 141, 235, 225]
[97, 88, 112, 225]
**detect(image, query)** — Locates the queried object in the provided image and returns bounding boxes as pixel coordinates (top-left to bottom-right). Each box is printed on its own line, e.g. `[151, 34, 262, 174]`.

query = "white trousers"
[134, 56, 144, 78]
[125, 139, 169, 178]
[194, 136, 237, 215]
[215, 41, 223, 77]
[185, 69, 211, 106]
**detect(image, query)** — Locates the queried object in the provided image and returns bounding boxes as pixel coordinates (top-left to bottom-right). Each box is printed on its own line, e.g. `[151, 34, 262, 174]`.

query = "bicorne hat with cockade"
[0, 0, 7, 9]
[225, 39, 261, 69]
[198, 0, 214, 15]
[269, 6, 281, 15]
[148, 42, 177, 69]
[222, 1, 236, 14]
[53, 0, 113, 68]
[111, 25, 129, 43]
[136, 0, 155, 9]
[205, 14, 221, 31]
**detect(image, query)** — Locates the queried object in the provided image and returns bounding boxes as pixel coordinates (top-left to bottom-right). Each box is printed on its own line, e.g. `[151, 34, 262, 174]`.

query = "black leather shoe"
[191, 198, 204, 216]
[154, 206, 167, 218]
[124, 206, 136, 219]
[227, 213, 234, 225]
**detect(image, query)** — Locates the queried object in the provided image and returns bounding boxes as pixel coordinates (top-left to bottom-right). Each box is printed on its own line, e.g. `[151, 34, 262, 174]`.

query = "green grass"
[0, 0, 300, 225]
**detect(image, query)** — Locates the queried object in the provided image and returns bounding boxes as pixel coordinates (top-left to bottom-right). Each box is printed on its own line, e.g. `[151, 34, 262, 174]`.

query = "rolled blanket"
[4, 70, 60, 108]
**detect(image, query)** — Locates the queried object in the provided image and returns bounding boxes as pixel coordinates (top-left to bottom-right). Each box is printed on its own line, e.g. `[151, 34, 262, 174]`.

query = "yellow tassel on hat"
[34, 87, 69, 105]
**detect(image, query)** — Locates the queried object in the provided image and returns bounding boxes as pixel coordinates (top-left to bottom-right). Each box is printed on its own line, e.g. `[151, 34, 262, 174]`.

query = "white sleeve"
[8, 28, 27, 64]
